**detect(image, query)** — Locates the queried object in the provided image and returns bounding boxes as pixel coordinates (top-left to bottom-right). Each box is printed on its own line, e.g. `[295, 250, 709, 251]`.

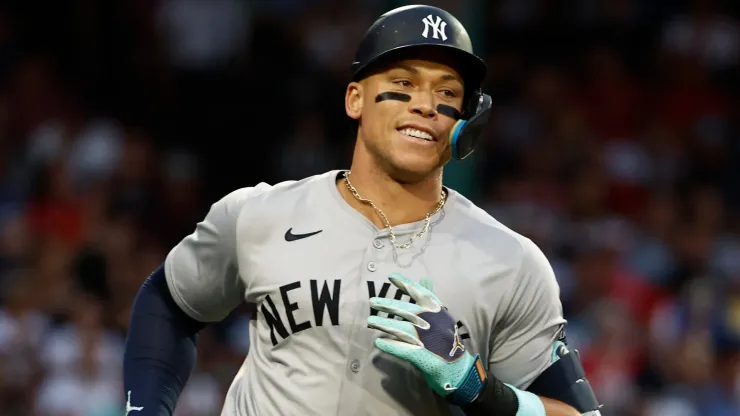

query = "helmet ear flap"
[450, 91, 492, 160]
[462, 89, 483, 117]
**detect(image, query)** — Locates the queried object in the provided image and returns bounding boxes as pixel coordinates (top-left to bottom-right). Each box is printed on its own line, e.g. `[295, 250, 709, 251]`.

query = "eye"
[394, 80, 412, 88]
[440, 89, 457, 98]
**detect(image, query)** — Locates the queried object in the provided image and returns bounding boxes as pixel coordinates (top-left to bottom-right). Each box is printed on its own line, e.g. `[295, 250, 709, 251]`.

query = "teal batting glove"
[367, 273, 487, 406]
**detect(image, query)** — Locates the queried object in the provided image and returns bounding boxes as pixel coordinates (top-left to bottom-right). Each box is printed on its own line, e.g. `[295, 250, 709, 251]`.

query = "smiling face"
[346, 58, 465, 183]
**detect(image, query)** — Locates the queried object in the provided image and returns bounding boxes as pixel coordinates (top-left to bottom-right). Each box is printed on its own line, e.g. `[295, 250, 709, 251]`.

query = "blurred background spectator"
[0, 0, 739, 415]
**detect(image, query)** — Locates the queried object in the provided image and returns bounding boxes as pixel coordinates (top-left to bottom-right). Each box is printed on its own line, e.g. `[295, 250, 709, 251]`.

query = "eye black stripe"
[375, 92, 462, 121]
[437, 104, 461, 120]
[375, 92, 412, 102]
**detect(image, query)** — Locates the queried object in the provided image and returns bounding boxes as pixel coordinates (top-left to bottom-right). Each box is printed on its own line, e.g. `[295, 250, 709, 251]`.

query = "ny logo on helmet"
[421, 14, 447, 41]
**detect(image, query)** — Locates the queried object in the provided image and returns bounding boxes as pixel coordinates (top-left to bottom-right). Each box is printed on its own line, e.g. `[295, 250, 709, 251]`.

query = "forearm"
[123, 264, 206, 415]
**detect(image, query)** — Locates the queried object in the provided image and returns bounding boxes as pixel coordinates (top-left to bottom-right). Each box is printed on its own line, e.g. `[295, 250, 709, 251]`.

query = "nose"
[409, 92, 437, 119]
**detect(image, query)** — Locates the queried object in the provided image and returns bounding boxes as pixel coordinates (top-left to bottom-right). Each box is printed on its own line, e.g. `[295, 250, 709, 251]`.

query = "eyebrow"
[392, 63, 461, 82]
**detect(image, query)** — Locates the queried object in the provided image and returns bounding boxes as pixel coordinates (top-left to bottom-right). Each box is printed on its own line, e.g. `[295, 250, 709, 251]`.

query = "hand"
[367, 273, 486, 404]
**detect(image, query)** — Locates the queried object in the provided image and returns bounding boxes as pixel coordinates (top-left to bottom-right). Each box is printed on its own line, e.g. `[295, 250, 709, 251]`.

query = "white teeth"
[400, 128, 434, 141]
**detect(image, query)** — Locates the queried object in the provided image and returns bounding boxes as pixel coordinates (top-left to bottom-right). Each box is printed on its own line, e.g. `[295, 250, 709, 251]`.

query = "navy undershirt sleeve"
[123, 264, 207, 415]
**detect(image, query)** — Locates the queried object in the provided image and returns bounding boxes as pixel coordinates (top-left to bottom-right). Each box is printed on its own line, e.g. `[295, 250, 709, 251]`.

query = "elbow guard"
[526, 342, 603, 414]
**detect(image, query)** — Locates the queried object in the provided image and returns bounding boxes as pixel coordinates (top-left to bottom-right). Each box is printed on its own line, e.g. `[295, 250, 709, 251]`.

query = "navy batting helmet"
[350, 5, 492, 160]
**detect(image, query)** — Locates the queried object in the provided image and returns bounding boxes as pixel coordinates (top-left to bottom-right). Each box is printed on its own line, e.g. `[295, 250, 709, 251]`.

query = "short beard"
[366, 140, 447, 185]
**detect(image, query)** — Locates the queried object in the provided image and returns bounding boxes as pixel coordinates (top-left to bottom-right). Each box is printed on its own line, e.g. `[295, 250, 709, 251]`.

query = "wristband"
[460, 377, 547, 416]
[506, 383, 546, 416]
[459, 374, 518, 416]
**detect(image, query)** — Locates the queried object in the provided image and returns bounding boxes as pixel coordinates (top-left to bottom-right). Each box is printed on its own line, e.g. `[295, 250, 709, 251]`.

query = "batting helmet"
[350, 5, 492, 160]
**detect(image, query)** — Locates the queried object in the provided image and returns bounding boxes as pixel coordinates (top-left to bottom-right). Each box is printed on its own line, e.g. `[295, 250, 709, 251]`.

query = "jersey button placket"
[339, 237, 384, 415]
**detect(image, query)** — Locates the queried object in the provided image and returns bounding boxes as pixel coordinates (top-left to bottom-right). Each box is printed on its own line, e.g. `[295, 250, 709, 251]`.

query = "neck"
[338, 145, 445, 228]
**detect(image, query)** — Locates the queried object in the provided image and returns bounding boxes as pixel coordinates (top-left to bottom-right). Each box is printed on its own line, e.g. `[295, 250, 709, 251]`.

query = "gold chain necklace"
[344, 171, 446, 249]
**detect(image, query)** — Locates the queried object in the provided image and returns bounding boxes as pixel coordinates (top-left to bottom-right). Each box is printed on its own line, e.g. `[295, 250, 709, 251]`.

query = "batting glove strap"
[447, 355, 486, 406]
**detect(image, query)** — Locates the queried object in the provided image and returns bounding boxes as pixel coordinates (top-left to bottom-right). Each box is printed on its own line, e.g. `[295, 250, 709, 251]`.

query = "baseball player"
[123, 5, 602, 416]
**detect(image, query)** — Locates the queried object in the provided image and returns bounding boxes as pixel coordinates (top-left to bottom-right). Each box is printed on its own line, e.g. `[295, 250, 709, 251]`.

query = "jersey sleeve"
[164, 185, 267, 323]
[487, 237, 567, 390]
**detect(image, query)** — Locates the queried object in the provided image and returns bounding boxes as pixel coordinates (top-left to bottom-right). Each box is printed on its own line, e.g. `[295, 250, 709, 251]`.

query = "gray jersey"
[165, 170, 566, 416]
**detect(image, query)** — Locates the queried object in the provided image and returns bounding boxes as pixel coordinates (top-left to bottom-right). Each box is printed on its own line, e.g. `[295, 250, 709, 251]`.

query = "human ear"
[345, 82, 363, 120]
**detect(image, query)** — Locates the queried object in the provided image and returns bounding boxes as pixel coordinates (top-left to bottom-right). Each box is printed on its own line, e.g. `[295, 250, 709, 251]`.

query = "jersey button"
[350, 359, 361, 373]
[373, 239, 384, 249]
[367, 262, 377, 272]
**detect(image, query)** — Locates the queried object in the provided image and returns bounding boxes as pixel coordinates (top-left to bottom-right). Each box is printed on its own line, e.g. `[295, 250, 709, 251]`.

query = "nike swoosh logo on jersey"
[285, 228, 323, 241]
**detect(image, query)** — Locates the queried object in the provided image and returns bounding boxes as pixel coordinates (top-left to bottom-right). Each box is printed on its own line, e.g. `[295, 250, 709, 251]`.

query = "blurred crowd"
[0, 0, 739, 415]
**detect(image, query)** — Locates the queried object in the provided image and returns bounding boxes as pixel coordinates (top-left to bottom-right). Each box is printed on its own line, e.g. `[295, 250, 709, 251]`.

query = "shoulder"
[230, 170, 337, 218]
[446, 190, 553, 280]
[217, 171, 337, 220]
[225, 171, 339, 240]
[447, 191, 532, 263]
